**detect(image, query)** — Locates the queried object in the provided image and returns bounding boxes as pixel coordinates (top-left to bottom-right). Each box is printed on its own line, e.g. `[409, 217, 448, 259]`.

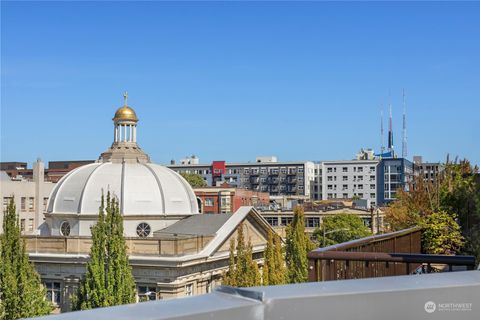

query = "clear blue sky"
[1, 1, 479, 167]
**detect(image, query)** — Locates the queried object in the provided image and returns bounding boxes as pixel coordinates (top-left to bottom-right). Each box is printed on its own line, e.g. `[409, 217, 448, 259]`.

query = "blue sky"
[1, 1, 479, 167]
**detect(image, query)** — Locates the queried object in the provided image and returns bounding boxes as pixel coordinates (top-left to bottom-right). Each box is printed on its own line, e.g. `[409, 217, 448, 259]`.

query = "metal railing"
[307, 227, 476, 281]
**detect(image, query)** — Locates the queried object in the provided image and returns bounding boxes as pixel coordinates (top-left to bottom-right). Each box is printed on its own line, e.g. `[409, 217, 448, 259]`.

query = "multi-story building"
[194, 186, 270, 213]
[413, 155, 443, 185]
[378, 157, 413, 205]
[310, 159, 380, 207]
[0, 159, 56, 234]
[0, 160, 94, 183]
[168, 156, 316, 197]
[261, 206, 385, 237]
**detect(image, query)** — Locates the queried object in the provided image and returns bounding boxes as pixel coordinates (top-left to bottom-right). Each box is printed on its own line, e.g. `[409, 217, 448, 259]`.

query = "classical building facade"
[23, 95, 272, 313]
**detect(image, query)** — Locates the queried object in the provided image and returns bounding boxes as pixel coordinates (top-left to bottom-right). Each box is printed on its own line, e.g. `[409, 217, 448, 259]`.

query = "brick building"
[194, 185, 270, 214]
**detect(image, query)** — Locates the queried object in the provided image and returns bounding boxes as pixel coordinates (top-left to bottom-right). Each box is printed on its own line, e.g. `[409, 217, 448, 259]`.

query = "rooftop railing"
[33, 270, 480, 320]
[307, 227, 476, 281]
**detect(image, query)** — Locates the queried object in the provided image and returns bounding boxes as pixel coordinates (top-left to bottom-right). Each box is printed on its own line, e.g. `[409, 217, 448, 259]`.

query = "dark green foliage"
[75, 193, 136, 310]
[285, 206, 309, 283]
[0, 198, 52, 319]
[313, 212, 372, 247]
[180, 173, 207, 188]
[222, 223, 261, 287]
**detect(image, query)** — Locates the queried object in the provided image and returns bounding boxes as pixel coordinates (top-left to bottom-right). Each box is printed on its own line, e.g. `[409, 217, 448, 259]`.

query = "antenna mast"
[402, 89, 407, 158]
[380, 107, 384, 155]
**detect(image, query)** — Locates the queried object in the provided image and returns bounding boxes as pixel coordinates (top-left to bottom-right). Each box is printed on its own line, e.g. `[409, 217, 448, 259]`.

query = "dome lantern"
[113, 91, 138, 144]
[99, 92, 150, 163]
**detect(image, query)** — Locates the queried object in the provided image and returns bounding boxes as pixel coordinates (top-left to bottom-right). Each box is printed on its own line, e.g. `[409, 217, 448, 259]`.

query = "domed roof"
[114, 106, 138, 122]
[47, 162, 199, 216]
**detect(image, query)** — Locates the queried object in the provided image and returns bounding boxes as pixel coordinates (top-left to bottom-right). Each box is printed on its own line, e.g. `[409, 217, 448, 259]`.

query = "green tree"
[384, 157, 477, 258]
[180, 173, 207, 188]
[222, 223, 261, 287]
[262, 229, 287, 286]
[313, 212, 372, 247]
[285, 206, 309, 283]
[420, 211, 464, 255]
[0, 198, 52, 319]
[272, 233, 286, 284]
[75, 193, 136, 310]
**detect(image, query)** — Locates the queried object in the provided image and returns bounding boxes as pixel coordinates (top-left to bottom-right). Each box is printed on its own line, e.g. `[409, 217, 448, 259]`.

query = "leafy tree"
[180, 173, 207, 188]
[385, 157, 478, 257]
[222, 223, 261, 287]
[75, 193, 136, 310]
[313, 212, 371, 247]
[420, 211, 464, 255]
[285, 206, 309, 283]
[0, 198, 52, 319]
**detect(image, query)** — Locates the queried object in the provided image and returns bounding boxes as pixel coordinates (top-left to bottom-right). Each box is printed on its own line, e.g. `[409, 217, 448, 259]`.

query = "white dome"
[47, 162, 199, 216]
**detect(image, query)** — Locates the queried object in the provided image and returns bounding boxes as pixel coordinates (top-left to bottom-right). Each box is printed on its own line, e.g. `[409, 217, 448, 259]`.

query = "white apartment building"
[312, 160, 380, 207]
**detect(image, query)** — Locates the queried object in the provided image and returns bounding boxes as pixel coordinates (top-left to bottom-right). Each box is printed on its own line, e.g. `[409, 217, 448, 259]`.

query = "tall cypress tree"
[285, 206, 309, 283]
[75, 193, 135, 310]
[0, 198, 52, 319]
[222, 223, 261, 287]
[273, 233, 286, 284]
[262, 229, 274, 285]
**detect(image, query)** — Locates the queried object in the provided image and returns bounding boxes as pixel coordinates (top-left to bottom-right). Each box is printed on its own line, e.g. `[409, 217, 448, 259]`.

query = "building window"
[358, 167, 363, 172]
[136, 223, 151, 237]
[358, 185, 363, 190]
[60, 221, 71, 236]
[343, 193, 348, 199]
[21, 197, 26, 211]
[370, 193, 376, 198]
[185, 283, 193, 296]
[43, 197, 49, 211]
[3, 197, 12, 211]
[205, 198, 214, 207]
[370, 184, 375, 189]
[138, 285, 157, 302]
[28, 219, 34, 231]
[342, 167, 348, 172]
[327, 168, 333, 173]
[305, 217, 320, 228]
[265, 217, 278, 226]
[44, 281, 61, 306]
[281, 217, 293, 226]
[20, 219, 26, 232]
[206, 280, 213, 293]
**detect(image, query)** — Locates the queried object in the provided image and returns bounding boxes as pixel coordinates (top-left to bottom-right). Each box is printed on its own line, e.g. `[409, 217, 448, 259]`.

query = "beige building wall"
[0, 160, 56, 235]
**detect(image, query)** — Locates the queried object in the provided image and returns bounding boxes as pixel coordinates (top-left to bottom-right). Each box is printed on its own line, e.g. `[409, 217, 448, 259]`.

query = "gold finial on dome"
[113, 91, 138, 122]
